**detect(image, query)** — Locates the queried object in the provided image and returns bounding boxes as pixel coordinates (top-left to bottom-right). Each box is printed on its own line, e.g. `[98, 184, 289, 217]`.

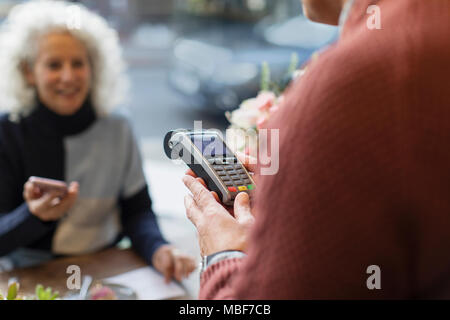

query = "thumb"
[66, 182, 79, 201]
[233, 192, 253, 223]
[59, 182, 79, 211]
[162, 254, 174, 284]
[68, 182, 79, 195]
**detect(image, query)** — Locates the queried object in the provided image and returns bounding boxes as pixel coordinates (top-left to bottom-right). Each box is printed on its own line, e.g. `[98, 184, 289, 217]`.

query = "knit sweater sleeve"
[0, 123, 56, 256]
[119, 185, 168, 266]
[200, 258, 245, 299]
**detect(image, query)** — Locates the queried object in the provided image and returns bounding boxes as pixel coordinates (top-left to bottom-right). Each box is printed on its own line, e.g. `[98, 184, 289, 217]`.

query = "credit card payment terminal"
[164, 129, 255, 206]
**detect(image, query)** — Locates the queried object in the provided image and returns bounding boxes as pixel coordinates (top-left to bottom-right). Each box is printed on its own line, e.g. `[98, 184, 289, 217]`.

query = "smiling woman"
[0, 1, 196, 283]
[23, 32, 92, 116]
[0, 0, 127, 120]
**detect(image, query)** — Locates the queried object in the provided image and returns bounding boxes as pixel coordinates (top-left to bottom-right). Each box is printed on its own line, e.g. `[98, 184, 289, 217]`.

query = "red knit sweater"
[200, 0, 450, 299]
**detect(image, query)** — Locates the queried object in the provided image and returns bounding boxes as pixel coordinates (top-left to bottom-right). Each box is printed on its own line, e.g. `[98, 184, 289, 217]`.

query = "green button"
[247, 184, 255, 190]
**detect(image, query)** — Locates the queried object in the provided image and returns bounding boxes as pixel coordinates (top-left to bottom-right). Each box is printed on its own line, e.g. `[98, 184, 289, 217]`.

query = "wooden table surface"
[0, 247, 148, 299]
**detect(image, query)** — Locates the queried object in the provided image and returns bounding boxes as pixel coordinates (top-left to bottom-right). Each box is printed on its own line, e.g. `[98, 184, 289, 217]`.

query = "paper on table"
[103, 267, 186, 300]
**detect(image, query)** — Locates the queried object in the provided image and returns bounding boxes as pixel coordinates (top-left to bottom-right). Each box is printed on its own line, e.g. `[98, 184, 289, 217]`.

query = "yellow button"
[238, 186, 248, 191]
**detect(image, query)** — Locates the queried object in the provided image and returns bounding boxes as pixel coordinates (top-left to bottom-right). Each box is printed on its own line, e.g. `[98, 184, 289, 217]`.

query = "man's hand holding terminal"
[182, 152, 256, 256]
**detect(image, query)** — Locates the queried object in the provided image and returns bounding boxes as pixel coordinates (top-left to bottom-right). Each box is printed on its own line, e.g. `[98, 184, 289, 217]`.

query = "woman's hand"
[152, 244, 197, 283]
[23, 179, 79, 222]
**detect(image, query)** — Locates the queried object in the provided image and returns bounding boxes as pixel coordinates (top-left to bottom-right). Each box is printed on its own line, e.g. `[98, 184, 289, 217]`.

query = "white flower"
[225, 98, 260, 129]
[225, 126, 258, 155]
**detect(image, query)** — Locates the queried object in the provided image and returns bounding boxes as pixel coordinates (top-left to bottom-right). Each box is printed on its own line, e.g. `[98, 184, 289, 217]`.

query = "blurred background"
[0, 0, 338, 297]
[0, 0, 338, 149]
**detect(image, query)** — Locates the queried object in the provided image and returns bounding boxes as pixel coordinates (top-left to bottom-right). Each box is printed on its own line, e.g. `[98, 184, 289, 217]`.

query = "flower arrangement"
[89, 284, 117, 300]
[0, 281, 59, 300]
[0, 280, 120, 300]
[225, 53, 305, 155]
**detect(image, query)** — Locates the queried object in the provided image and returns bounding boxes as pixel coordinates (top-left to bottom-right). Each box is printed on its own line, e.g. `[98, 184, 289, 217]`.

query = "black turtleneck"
[9, 100, 97, 188]
[0, 101, 167, 264]
[29, 98, 97, 137]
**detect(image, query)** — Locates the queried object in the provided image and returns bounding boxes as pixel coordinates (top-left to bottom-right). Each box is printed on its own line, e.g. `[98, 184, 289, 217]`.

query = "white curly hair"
[0, 0, 129, 121]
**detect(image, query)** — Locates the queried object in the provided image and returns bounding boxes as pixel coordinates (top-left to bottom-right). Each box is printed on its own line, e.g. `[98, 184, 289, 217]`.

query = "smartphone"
[164, 129, 255, 206]
[29, 176, 68, 198]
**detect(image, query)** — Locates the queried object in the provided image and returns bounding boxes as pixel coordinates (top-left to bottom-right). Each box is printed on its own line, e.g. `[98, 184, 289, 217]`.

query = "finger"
[34, 192, 60, 211]
[211, 191, 220, 203]
[180, 258, 189, 279]
[236, 151, 258, 173]
[185, 169, 197, 178]
[180, 257, 191, 280]
[63, 181, 79, 199]
[233, 192, 253, 224]
[164, 255, 175, 284]
[184, 195, 203, 227]
[45, 182, 78, 219]
[24, 181, 41, 200]
[33, 187, 42, 198]
[68, 181, 79, 193]
[57, 185, 78, 212]
[155, 248, 175, 284]
[23, 181, 33, 200]
[185, 256, 197, 275]
[172, 250, 195, 278]
[173, 257, 184, 282]
[57, 181, 78, 200]
[196, 177, 207, 189]
[182, 175, 215, 208]
[181, 257, 191, 279]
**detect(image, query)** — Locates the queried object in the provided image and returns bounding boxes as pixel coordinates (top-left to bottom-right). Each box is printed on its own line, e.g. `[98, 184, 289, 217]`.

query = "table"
[0, 247, 159, 299]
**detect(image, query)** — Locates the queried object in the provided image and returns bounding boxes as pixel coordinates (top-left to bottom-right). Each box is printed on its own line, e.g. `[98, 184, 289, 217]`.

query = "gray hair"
[0, 0, 129, 121]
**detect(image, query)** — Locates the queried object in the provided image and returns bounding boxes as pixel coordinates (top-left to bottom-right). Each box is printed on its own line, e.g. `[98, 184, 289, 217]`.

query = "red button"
[228, 187, 237, 192]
